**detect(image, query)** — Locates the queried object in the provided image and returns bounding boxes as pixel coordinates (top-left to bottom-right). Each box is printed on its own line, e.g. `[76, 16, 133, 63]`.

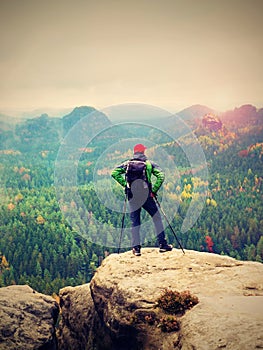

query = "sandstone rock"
[202, 114, 222, 131]
[0, 285, 59, 350]
[57, 284, 106, 350]
[58, 249, 263, 350]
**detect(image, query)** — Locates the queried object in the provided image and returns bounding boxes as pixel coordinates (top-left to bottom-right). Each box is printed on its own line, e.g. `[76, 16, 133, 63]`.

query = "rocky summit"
[0, 250, 262, 349]
[58, 248, 263, 350]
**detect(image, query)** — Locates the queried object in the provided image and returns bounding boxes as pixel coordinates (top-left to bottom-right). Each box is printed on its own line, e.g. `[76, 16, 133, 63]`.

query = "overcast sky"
[0, 0, 262, 114]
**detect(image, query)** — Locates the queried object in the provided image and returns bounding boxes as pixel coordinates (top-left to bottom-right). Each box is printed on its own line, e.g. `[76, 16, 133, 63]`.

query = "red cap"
[134, 143, 147, 153]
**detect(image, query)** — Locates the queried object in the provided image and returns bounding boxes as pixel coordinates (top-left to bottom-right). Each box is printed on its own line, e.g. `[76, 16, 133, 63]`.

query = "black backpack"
[125, 159, 148, 189]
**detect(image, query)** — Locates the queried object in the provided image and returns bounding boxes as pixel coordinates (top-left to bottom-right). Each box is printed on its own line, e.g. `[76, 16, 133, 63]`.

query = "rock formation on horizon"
[202, 114, 223, 132]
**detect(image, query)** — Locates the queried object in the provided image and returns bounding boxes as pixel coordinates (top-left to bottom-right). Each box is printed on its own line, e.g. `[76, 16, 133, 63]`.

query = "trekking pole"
[118, 191, 128, 254]
[154, 196, 185, 254]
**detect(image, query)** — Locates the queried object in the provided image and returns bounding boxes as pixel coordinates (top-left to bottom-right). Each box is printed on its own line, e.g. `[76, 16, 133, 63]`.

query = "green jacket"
[111, 153, 165, 194]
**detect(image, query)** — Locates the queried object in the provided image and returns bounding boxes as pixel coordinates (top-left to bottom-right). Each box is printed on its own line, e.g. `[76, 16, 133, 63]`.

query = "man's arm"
[151, 163, 165, 194]
[111, 163, 127, 187]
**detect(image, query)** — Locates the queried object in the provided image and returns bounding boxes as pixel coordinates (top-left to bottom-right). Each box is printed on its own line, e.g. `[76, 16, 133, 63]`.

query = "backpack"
[125, 159, 149, 189]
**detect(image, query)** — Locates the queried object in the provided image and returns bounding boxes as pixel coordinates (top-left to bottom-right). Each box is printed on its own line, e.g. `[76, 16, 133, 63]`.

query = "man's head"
[134, 143, 147, 154]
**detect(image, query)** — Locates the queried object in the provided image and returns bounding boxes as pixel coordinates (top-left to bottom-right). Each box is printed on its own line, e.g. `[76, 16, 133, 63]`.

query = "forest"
[0, 105, 262, 294]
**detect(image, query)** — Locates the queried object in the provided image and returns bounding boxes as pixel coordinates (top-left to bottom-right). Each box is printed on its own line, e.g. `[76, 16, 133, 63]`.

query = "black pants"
[128, 191, 165, 247]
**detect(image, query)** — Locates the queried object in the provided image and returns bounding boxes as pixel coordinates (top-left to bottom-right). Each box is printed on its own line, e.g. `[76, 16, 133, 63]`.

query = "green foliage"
[0, 108, 262, 295]
[0, 184, 112, 294]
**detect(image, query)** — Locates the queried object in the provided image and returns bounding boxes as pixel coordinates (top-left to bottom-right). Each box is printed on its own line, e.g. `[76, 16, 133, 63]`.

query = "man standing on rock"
[111, 143, 173, 256]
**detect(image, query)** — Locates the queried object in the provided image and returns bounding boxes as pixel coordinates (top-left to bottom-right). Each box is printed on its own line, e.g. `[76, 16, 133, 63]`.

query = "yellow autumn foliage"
[36, 215, 45, 224]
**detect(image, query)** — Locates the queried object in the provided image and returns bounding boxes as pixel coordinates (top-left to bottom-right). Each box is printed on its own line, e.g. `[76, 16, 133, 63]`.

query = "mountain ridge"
[1, 103, 261, 152]
[0, 106, 112, 152]
[1, 103, 262, 124]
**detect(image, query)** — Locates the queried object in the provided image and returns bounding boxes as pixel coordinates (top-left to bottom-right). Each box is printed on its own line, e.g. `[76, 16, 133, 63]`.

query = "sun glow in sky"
[0, 0, 262, 115]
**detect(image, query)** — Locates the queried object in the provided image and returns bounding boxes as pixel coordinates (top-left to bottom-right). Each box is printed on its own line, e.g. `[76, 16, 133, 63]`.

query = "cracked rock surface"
[0, 285, 59, 350]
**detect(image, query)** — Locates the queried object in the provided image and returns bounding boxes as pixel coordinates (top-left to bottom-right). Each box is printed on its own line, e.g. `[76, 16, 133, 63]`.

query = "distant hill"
[0, 114, 15, 131]
[220, 104, 263, 129]
[0, 103, 262, 153]
[0, 107, 73, 119]
[0, 106, 113, 152]
[62, 106, 111, 136]
[151, 104, 216, 139]
[102, 103, 172, 122]
[177, 104, 216, 121]
[14, 114, 62, 152]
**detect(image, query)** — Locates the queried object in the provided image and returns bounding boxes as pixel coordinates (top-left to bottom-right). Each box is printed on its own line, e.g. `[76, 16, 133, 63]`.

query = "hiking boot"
[159, 243, 173, 253]
[132, 245, 141, 256]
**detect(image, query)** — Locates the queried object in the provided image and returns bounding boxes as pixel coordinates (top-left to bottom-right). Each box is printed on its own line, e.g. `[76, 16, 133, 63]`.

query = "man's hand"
[150, 192, 157, 198]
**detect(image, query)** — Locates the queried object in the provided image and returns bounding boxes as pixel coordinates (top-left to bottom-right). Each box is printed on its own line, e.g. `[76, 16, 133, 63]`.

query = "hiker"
[111, 143, 173, 256]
